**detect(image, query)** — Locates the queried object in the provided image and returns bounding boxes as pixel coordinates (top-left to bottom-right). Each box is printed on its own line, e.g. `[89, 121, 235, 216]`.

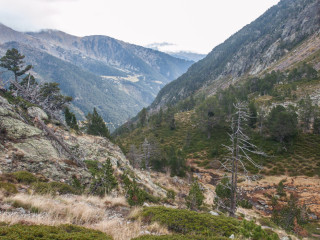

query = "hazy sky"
[0, 0, 280, 54]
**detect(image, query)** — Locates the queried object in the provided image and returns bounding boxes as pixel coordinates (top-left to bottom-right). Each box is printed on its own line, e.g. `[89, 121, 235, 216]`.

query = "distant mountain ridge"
[0, 24, 193, 130]
[145, 42, 206, 62]
[151, 0, 320, 109]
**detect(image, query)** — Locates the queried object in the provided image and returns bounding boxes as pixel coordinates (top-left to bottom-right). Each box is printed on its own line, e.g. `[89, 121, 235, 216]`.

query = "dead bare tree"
[220, 101, 265, 217]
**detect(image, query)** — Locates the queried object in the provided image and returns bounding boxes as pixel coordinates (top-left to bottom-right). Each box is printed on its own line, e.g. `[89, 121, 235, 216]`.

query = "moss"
[0, 181, 18, 195]
[32, 181, 77, 195]
[12, 171, 38, 184]
[0, 224, 112, 240]
[132, 235, 227, 240]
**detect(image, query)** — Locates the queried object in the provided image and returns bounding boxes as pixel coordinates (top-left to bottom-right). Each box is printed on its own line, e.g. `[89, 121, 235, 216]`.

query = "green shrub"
[90, 159, 118, 196]
[186, 180, 204, 210]
[0, 181, 18, 195]
[122, 174, 159, 206]
[0, 224, 112, 240]
[271, 194, 308, 231]
[240, 220, 279, 240]
[141, 206, 240, 237]
[166, 189, 176, 200]
[12, 171, 38, 184]
[11, 200, 40, 214]
[132, 235, 227, 240]
[214, 176, 231, 212]
[32, 182, 77, 195]
[237, 199, 253, 209]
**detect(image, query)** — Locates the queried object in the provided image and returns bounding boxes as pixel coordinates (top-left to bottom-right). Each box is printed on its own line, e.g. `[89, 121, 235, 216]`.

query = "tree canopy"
[86, 108, 110, 139]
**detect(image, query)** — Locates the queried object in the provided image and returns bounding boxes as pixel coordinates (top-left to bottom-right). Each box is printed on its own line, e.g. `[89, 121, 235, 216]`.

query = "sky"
[0, 0, 280, 54]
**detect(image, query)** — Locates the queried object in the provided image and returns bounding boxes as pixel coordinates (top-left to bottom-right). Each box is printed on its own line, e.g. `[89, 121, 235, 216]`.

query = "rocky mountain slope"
[0, 94, 165, 197]
[0, 23, 193, 130]
[151, 0, 320, 109]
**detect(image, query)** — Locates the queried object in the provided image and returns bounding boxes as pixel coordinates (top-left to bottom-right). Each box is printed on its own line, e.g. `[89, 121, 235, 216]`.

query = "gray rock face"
[0, 96, 166, 196]
[27, 107, 48, 120]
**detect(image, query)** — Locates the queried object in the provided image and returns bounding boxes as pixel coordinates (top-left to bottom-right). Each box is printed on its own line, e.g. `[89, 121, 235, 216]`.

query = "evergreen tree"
[186, 180, 204, 210]
[167, 147, 186, 177]
[139, 108, 147, 127]
[0, 48, 32, 82]
[298, 95, 315, 132]
[86, 108, 110, 138]
[64, 107, 79, 131]
[90, 159, 118, 196]
[214, 176, 232, 212]
[267, 105, 298, 143]
[248, 101, 257, 128]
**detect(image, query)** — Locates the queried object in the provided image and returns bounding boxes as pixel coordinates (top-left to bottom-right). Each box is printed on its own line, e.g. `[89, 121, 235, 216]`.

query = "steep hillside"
[151, 0, 320, 109]
[0, 24, 193, 129]
[115, 0, 320, 180]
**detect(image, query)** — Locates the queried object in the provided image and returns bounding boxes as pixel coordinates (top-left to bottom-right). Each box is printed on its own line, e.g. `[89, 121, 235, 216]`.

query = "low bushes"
[141, 207, 239, 237]
[132, 235, 227, 240]
[0, 182, 18, 195]
[140, 207, 279, 240]
[32, 181, 77, 195]
[0, 224, 112, 240]
[12, 171, 38, 184]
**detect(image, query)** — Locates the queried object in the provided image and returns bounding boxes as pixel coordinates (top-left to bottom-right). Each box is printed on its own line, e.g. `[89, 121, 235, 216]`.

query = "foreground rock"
[0, 95, 166, 197]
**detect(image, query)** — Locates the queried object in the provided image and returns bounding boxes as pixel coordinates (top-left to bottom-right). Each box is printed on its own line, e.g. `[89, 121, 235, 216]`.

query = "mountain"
[145, 42, 206, 62]
[0, 24, 193, 130]
[115, 0, 320, 177]
[151, 0, 320, 109]
[166, 51, 206, 62]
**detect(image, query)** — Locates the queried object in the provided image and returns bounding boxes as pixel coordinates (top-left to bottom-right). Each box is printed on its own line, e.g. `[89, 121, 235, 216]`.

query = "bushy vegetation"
[12, 171, 38, 184]
[89, 159, 118, 196]
[32, 181, 78, 195]
[271, 193, 308, 233]
[122, 173, 160, 206]
[0, 224, 112, 240]
[132, 235, 227, 240]
[115, 64, 320, 177]
[141, 206, 239, 237]
[85, 107, 110, 139]
[0, 182, 18, 195]
[186, 180, 205, 210]
[141, 207, 278, 239]
[64, 107, 79, 131]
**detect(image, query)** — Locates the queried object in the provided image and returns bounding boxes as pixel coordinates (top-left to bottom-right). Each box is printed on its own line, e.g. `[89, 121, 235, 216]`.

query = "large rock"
[0, 117, 42, 139]
[27, 107, 48, 120]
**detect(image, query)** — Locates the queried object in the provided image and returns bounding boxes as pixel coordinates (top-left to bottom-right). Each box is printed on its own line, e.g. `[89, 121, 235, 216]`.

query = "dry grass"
[0, 192, 167, 240]
[6, 193, 105, 224]
[0, 212, 64, 226]
[92, 218, 143, 240]
[4, 193, 128, 226]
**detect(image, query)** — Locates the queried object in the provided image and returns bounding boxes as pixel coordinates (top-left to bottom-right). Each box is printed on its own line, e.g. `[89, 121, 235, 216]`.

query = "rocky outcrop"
[27, 107, 48, 120]
[0, 95, 166, 197]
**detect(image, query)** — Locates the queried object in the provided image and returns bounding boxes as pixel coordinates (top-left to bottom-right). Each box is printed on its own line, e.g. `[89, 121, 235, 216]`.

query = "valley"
[0, 0, 320, 239]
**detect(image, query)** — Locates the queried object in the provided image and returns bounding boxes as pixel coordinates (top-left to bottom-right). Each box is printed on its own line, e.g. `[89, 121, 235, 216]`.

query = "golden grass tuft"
[6, 193, 106, 224]
[1, 192, 167, 240]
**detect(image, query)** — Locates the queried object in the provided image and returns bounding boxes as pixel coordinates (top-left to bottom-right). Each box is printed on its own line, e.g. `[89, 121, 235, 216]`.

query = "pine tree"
[0, 48, 32, 83]
[186, 180, 204, 210]
[90, 159, 118, 196]
[248, 101, 257, 128]
[64, 107, 79, 131]
[86, 108, 110, 138]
